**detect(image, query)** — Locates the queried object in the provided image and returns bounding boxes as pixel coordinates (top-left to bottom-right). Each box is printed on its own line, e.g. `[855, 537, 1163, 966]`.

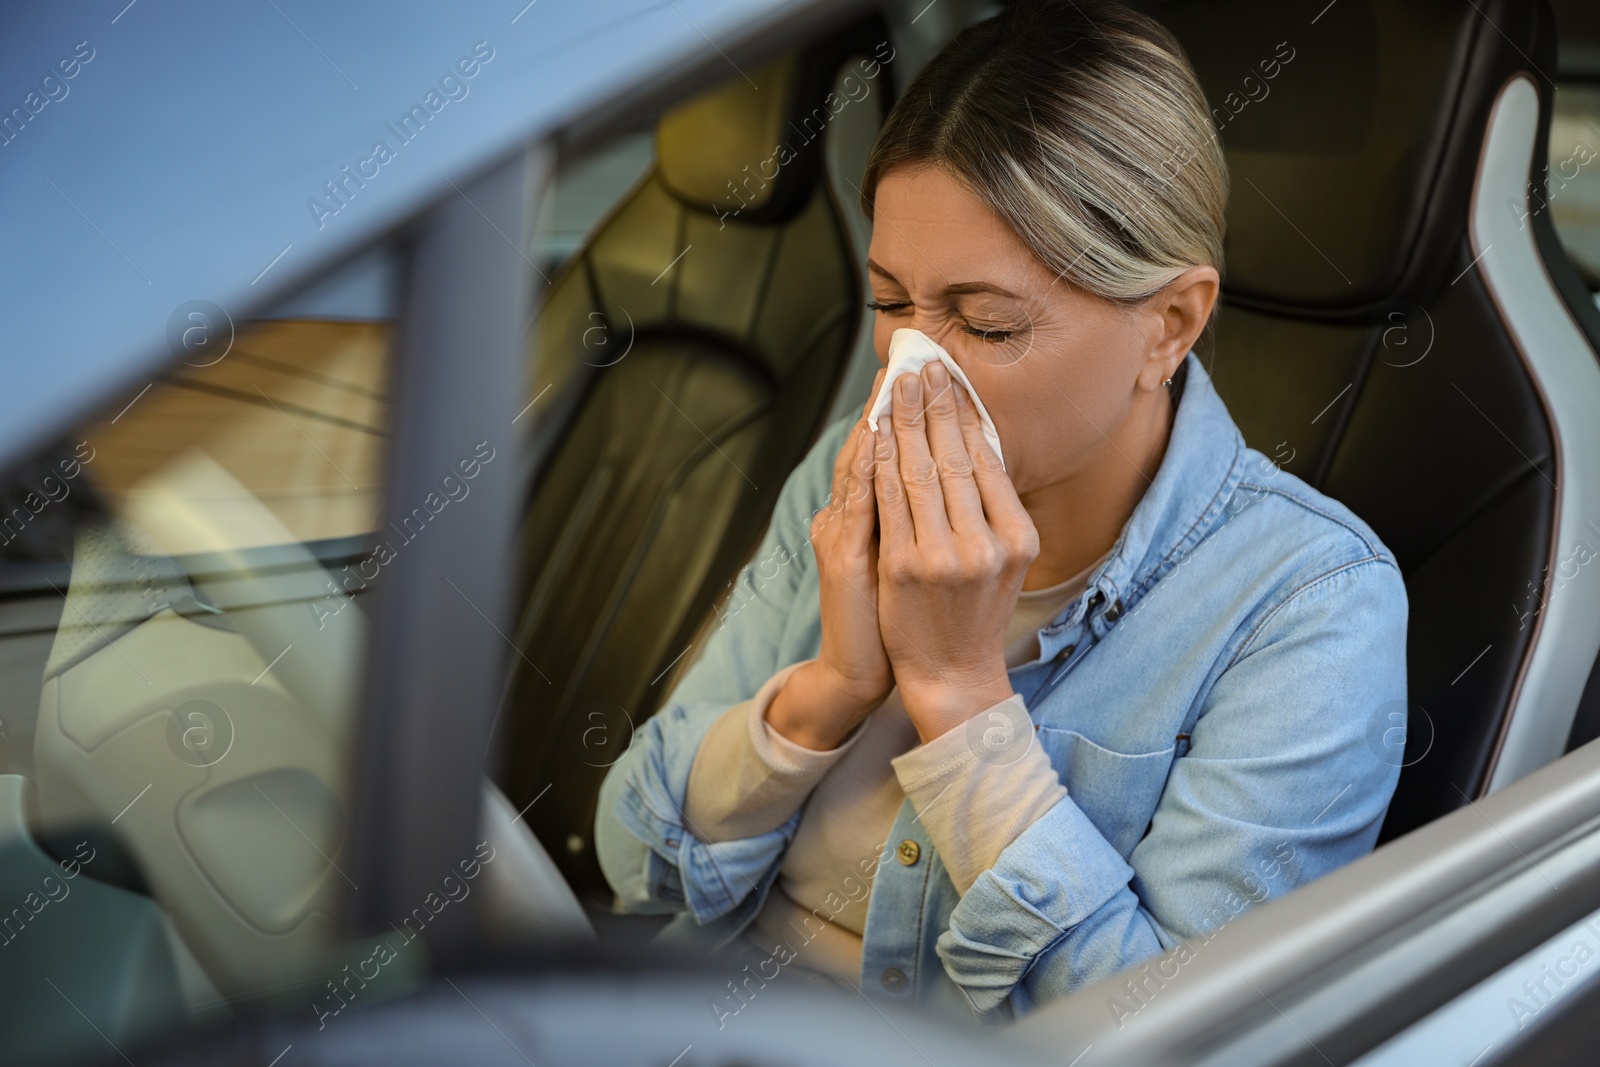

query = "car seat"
[500, 15, 894, 896]
[1158, 0, 1600, 838]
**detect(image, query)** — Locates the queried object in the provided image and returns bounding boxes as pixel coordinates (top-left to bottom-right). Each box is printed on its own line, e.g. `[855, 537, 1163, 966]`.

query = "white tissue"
[866, 328, 1005, 471]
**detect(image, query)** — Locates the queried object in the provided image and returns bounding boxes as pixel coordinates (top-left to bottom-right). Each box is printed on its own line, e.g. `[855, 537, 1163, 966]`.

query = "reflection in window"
[90, 319, 389, 554]
[0, 249, 397, 1057]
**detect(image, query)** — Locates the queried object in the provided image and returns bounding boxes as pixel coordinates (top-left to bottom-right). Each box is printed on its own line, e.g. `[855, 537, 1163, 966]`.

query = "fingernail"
[955, 382, 968, 406]
[898, 375, 921, 406]
[926, 361, 949, 390]
[878, 415, 891, 439]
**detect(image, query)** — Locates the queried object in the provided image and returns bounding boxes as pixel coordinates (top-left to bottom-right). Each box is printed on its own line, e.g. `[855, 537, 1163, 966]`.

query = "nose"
[876, 317, 961, 357]
[910, 313, 960, 349]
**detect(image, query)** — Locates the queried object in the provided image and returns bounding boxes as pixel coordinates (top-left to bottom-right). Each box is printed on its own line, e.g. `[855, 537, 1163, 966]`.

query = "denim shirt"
[594, 353, 1408, 1023]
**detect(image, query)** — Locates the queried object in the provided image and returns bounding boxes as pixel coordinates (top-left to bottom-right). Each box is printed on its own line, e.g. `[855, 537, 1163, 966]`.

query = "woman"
[595, 0, 1407, 1023]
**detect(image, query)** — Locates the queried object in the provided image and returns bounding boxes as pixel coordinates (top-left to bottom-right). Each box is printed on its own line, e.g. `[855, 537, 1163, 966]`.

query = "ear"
[1137, 266, 1220, 391]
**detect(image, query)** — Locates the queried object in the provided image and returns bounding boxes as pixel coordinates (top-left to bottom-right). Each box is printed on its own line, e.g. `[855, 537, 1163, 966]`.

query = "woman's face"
[865, 164, 1202, 496]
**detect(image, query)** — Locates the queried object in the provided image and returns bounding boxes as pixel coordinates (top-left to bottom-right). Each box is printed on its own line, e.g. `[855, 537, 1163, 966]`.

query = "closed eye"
[867, 301, 1018, 344]
[962, 324, 1014, 343]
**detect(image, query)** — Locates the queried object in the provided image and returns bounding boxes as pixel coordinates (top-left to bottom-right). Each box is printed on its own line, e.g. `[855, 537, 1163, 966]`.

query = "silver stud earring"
[1162, 376, 1173, 387]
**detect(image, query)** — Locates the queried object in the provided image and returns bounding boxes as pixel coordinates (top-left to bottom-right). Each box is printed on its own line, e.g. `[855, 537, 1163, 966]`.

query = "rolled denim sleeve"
[594, 414, 855, 925]
[937, 555, 1408, 1016]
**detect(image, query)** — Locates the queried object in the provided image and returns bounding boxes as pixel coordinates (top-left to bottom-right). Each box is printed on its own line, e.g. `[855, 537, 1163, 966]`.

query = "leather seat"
[500, 17, 892, 896]
[1158, 0, 1600, 838]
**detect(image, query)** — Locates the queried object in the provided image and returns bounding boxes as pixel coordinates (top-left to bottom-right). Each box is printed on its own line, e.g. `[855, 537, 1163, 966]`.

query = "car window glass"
[0, 246, 401, 1047]
[1547, 82, 1600, 304]
[533, 129, 654, 277]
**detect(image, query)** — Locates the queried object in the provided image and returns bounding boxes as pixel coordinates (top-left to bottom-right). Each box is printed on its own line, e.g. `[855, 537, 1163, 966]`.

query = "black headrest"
[1157, 0, 1555, 315]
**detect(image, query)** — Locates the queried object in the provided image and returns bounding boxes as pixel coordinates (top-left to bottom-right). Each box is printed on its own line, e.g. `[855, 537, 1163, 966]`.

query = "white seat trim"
[1473, 75, 1600, 790]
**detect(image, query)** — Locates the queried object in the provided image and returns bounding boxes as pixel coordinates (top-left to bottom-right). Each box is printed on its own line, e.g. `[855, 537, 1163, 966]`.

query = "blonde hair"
[861, 0, 1227, 309]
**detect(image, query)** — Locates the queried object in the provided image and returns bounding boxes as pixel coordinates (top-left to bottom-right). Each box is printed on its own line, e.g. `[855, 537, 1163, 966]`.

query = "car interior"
[2, 0, 1600, 1064]
[496, 0, 1600, 905]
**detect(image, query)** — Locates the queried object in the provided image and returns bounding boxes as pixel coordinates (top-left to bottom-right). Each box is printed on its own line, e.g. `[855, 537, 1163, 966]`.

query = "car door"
[0, 138, 541, 1063]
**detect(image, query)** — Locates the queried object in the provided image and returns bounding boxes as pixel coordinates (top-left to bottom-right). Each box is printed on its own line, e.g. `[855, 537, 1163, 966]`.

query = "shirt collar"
[1043, 353, 1247, 640]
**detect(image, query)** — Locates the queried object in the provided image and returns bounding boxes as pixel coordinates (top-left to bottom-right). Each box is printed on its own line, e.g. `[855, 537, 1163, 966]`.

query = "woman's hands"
[765, 369, 895, 751]
[765, 360, 1038, 750]
[874, 361, 1039, 743]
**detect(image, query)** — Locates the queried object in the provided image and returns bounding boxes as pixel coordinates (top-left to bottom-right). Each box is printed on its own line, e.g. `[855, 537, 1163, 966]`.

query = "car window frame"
[344, 144, 551, 961]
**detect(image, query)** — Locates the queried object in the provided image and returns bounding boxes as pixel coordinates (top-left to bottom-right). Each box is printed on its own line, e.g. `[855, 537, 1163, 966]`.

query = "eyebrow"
[866, 259, 1022, 300]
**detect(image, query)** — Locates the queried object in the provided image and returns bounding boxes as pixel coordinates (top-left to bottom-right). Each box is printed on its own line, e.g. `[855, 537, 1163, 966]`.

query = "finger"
[838, 423, 878, 540]
[862, 365, 887, 423]
[921, 361, 986, 536]
[826, 365, 887, 518]
[873, 415, 915, 553]
[814, 427, 862, 553]
[825, 422, 857, 515]
[953, 385, 1030, 532]
[890, 374, 953, 544]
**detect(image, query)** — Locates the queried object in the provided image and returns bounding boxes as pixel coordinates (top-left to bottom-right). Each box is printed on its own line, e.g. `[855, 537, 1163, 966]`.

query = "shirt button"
[896, 839, 921, 866]
[1106, 598, 1125, 622]
[1054, 643, 1076, 663]
[880, 967, 908, 993]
